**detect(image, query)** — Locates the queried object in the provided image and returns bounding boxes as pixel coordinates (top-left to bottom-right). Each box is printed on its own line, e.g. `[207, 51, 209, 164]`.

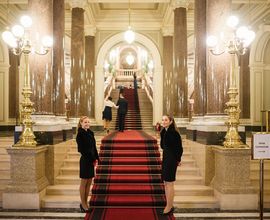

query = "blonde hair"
[77, 116, 89, 130]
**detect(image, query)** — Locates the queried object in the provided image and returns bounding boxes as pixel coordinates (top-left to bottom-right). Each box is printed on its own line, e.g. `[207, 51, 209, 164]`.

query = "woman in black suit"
[76, 116, 99, 212]
[160, 115, 183, 215]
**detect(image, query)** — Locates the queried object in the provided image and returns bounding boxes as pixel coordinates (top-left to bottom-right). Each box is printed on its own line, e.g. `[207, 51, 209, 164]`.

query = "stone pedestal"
[3, 146, 49, 209]
[211, 146, 258, 210]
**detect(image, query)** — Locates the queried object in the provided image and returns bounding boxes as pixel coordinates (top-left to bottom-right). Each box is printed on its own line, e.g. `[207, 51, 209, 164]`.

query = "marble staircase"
[41, 132, 219, 209]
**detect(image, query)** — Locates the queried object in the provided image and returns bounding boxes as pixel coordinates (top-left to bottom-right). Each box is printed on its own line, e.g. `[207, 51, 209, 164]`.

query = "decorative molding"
[171, 0, 190, 9]
[85, 26, 97, 36]
[69, 0, 87, 9]
[162, 26, 173, 36]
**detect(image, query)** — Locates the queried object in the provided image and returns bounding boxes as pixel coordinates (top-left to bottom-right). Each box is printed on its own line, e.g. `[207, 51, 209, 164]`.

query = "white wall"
[0, 39, 10, 125]
[250, 25, 270, 125]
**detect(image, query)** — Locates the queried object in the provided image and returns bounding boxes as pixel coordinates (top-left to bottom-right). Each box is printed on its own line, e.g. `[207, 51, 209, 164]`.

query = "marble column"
[173, 6, 188, 118]
[162, 29, 173, 115]
[70, 1, 86, 117]
[85, 29, 96, 118]
[206, 0, 231, 114]
[239, 49, 250, 119]
[194, 0, 206, 116]
[28, 0, 53, 114]
[8, 50, 20, 120]
[53, 0, 65, 115]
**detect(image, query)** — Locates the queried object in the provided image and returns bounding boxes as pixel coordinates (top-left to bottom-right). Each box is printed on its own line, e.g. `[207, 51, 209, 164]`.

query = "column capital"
[85, 26, 96, 36]
[69, 0, 87, 9]
[171, 0, 189, 9]
[162, 26, 173, 36]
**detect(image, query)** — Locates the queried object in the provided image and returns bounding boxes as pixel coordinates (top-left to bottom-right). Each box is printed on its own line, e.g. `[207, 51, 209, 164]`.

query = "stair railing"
[104, 75, 114, 98]
[142, 73, 153, 103]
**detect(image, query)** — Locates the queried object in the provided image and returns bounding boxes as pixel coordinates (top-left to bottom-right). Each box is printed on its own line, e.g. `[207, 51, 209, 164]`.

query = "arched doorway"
[95, 32, 163, 125]
[250, 25, 270, 126]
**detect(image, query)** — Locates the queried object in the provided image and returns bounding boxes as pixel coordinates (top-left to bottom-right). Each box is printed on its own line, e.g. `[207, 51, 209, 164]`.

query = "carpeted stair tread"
[92, 184, 164, 194]
[85, 208, 175, 220]
[94, 174, 162, 184]
[100, 144, 158, 151]
[99, 158, 161, 165]
[96, 165, 161, 174]
[90, 194, 166, 207]
[99, 150, 160, 157]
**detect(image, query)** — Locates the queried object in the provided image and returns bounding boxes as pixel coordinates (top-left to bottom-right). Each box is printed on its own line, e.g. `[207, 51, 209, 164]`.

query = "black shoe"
[80, 204, 92, 213]
[160, 207, 174, 215]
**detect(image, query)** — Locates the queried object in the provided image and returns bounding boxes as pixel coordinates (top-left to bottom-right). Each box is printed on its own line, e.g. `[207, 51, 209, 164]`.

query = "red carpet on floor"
[85, 130, 175, 220]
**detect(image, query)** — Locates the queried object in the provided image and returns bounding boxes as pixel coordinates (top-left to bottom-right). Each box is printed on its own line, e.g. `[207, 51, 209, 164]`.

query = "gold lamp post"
[2, 15, 53, 147]
[207, 16, 255, 148]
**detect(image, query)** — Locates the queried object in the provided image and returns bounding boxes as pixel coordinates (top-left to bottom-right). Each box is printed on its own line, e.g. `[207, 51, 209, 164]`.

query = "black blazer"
[76, 127, 99, 162]
[160, 124, 183, 162]
[117, 97, 128, 115]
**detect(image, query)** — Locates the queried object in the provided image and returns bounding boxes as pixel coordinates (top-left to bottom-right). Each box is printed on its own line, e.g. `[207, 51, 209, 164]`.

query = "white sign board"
[252, 133, 270, 159]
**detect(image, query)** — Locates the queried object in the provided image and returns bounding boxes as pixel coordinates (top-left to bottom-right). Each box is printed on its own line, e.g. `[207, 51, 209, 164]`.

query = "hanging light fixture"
[124, 0, 135, 44]
[126, 53, 134, 65]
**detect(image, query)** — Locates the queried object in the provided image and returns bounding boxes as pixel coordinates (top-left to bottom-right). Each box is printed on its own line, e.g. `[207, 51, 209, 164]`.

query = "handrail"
[116, 69, 143, 78]
[104, 75, 114, 98]
[142, 74, 153, 103]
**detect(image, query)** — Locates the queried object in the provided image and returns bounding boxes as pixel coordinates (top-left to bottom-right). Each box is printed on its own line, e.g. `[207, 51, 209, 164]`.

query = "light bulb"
[104, 60, 109, 70]
[148, 60, 154, 69]
[206, 35, 218, 48]
[124, 28, 135, 44]
[126, 54, 134, 65]
[20, 15, 32, 28]
[243, 30, 256, 47]
[236, 26, 249, 39]
[11, 25, 24, 38]
[2, 31, 17, 48]
[226, 16, 239, 28]
[42, 36, 53, 47]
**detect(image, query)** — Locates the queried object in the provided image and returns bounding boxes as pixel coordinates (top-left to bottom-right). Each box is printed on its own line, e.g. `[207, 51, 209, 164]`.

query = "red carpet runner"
[85, 130, 175, 220]
[115, 88, 142, 130]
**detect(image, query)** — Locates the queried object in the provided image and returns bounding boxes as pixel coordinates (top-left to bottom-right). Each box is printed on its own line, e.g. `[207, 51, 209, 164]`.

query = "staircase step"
[92, 184, 164, 194]
[90, 194, 166, 207]
[174, 196, 219, 208]
[96, 165, 161, 174]
[99, 150, 160, 157]
[94, 174, 162, 184]
[46, 185, 80, 195]
[99, 158, 161, 165]
[41, 195, 80, 208]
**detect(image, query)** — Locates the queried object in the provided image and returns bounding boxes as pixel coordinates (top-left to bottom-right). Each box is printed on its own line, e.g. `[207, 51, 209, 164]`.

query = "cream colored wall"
[0, 39, 10, 125]
[250, 25, 270, 126]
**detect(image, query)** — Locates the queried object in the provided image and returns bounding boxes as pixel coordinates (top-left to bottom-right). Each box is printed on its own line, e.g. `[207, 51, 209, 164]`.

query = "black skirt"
[161, 151, 178, 182]
[102, 106, 112, 121]
[80, 155, 95, 179]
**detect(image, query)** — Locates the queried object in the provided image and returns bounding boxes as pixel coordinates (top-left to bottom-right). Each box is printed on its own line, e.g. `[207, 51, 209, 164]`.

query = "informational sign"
[252, 133, 270, 160]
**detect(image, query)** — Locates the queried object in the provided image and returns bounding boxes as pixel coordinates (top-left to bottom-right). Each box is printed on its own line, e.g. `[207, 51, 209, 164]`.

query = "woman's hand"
[177, 161, 181, 166]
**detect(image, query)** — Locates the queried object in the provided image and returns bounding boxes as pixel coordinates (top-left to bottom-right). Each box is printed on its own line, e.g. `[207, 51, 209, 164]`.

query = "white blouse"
[104, 100, 118, 108]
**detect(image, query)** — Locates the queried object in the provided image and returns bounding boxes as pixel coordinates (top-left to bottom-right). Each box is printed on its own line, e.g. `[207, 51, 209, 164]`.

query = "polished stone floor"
[0, 209, 269, 219]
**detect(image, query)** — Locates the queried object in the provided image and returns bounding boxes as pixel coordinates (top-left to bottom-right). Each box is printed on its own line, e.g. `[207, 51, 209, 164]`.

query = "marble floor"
[0, 209, 269, 219]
